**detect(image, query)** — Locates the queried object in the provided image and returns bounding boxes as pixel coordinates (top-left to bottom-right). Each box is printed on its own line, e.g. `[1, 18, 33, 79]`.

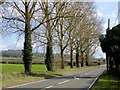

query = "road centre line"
[74, 76, 79, 80]
[45, 85, 53, 88]
[58, 80, 69, 85]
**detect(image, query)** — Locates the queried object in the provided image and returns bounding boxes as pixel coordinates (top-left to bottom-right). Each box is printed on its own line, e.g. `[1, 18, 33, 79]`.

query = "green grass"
[2, 64, 48, 87]
[93, 70, 120, 89]
[1, 64, 105, 88]
[2, 64, 47, 73]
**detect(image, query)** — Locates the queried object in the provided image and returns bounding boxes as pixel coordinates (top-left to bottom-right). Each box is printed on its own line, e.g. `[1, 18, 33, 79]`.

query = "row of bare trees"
[1, 0, 103, 73]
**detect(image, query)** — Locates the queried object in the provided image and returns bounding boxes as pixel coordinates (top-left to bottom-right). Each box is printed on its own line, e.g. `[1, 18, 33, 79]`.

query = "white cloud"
[115, 19, 119, 25]
[0, 45, 7, 51]
[93, 46, 106, 58]
[0, 45, 6, 49]
[105, 13, 117, 18]
[103, 23, 108, 29]
[97, 11, 103, 17]
[112, 13, 116, 18]
[14, 41, 24, 48]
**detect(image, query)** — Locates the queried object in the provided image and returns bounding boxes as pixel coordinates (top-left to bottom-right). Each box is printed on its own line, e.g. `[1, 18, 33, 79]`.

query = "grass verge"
[92, 70, 120, 89]
[2, 64, 105, 88]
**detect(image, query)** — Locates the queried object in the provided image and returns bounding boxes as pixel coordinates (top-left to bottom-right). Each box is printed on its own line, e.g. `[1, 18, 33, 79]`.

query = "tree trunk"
[109, 57, 113, 72]
[85, 55, 89, 66]
[23, 31, 32, 73]
[85, 50, 90, 66]
[106, 53, 109, 72]
[60, 18, 64, 69]
[45, 4, 54, 71]
[76, 48, 79, 68]
[45, 35, 54, 71]
[80, 42, 84, 67]
[81, 52, 84, 67]
[70, 49, 73, 68]
[114, 58, 119, 72]
[23, 4, 32, 73]
[61, 49, 64, 69]
[23, 22, 32, 73]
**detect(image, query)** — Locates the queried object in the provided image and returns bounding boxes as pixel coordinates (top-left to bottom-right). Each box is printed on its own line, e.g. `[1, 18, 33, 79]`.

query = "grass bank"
[93, 70, 120, 89]
[2, 64, 104, 88]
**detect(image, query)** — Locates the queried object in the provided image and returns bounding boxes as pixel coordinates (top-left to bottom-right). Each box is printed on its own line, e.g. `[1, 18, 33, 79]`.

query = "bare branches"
[2, 16, 25, 23]
[2, 1, 103, 64]
[12, 1, 25, 18]
[29, 2, 37, 17]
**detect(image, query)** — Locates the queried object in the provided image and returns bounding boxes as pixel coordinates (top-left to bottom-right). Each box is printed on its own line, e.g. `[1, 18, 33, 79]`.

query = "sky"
[93, 1, 119, 58]
[0, 1, 120, 58]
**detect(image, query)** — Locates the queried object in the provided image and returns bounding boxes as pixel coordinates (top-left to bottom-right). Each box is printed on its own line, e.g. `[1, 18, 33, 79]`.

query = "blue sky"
[95, 2, 118, 31]
[0, 1, 119, 58]
[93, 1, 118, 58]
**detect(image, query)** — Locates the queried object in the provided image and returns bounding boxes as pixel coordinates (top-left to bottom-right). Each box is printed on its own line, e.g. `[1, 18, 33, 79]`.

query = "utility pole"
[106, 19, 110, 72]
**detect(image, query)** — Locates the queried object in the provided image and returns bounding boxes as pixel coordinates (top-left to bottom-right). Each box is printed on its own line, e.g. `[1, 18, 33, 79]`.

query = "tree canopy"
[100, 24, 120, 72]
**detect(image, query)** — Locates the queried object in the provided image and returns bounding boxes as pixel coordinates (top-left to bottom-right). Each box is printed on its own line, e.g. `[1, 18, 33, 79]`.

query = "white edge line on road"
[58, 80, 69, 85]
[7, 79, 47, 88]
[88, 70, 105, 89]
[45, 85, 53, 88]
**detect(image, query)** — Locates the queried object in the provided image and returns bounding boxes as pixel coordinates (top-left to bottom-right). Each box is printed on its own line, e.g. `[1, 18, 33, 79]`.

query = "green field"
[93, 70, 120, 89]
[2, 64, 54, 88]
[2, 64, 47, 73]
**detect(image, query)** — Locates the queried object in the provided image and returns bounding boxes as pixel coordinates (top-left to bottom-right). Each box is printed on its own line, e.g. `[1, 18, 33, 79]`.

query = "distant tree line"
[1, 50, 22, 58]
[0, 50, 71, 60]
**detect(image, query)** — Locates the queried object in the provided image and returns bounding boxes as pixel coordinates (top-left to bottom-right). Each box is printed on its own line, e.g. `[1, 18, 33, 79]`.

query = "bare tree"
[2, 0, 64, 73]
[32, 1, 67, 70]
[73, 2, 102, 67]
[84, 16, 103, 65]
[54, 2, 71, 69]
[2, 0, 38, 73]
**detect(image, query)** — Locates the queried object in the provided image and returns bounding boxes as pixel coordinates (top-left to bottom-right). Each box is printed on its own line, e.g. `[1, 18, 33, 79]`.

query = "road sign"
[79, 56, 82, 63]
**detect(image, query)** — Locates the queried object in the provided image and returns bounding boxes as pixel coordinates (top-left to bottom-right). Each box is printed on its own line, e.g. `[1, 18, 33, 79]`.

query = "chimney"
[118, 1, 120, 24]
[106, 19, 110, 32]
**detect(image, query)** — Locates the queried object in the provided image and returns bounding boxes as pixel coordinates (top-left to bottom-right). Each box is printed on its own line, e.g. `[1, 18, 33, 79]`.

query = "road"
[5, 66, 106, 90]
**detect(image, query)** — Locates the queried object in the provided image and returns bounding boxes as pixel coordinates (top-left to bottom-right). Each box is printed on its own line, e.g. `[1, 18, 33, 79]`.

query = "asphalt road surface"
[5, 66, 106, 90]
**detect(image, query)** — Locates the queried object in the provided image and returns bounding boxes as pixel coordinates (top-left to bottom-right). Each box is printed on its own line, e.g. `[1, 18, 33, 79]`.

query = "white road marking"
[74, 76, 79, 80]
[58, 80, 69, 85]
[45, 85, 53, 88]
[7, 79, 47, 88]
[88, 70, 105, 89]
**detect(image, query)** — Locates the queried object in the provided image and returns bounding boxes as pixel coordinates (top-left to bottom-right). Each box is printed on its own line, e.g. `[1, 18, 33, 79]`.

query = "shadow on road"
[21, 72, 96, 80]
[22, 73, 63, 79]
[53, 75, 96, 80]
